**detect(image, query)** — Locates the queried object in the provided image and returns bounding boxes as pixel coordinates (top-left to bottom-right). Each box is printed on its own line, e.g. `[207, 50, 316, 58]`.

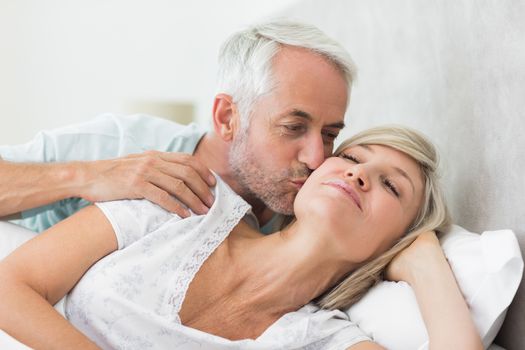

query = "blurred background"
[0, 0, 300, 144]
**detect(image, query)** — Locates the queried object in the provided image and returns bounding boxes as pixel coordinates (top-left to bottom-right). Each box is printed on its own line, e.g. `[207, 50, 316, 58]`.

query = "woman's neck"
[224, 220, 357, 317]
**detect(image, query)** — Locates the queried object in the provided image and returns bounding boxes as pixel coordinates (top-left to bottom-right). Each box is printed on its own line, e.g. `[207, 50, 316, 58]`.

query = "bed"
[0, 202, 523, 350]
[2, 1, 524, 347]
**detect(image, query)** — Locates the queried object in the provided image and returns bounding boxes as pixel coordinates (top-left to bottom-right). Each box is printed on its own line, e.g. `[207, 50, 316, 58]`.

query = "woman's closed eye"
[339, 153, 360, 163]
[382, 177, 400, 197]
[339, 152, 401, 197]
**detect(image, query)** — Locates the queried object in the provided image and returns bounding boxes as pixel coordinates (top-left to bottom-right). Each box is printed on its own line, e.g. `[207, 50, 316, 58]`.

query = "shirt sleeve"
[94, 199, 181, 250]
[0, 114, 128, 232]
[0, 114, 125, 162]
[0, 113, 205, 232]
[0, 113, 205, 163]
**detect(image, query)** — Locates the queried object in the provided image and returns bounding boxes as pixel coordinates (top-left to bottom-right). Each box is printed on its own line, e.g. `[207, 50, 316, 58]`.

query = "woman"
[0, 126, 482, 349]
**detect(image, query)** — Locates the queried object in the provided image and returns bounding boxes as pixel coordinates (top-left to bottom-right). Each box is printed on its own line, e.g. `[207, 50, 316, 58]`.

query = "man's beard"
[228, 133, 310, 215]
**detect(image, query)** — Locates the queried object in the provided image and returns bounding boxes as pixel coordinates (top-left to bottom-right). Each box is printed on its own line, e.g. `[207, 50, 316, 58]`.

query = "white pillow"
[0, 330, 32, 350]
[345, 224, 524, 350]
[0, 221, 38, 260]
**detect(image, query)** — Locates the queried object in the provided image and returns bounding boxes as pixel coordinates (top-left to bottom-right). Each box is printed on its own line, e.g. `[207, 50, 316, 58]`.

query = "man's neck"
[193, 132, 275, 226]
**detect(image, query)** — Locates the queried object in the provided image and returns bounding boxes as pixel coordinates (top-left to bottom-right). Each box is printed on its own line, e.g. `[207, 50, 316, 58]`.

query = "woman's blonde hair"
[316, 125, 451, 310]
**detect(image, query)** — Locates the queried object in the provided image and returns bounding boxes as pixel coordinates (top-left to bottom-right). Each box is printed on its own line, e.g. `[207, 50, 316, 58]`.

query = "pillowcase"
[344, 224, 524, 350]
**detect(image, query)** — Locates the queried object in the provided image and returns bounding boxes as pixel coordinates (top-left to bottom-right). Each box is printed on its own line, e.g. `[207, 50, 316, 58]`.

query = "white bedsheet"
[0, 330, 32, 349]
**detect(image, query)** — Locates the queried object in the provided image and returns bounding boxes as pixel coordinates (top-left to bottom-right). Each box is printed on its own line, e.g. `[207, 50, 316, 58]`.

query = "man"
[0, 20, 355, 233]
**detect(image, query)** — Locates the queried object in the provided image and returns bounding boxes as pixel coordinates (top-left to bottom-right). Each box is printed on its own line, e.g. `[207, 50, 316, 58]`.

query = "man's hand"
[79, 151, 216, 217]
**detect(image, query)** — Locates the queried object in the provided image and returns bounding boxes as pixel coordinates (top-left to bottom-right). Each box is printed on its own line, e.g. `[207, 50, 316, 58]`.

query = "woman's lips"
[321, 179, 362, 210]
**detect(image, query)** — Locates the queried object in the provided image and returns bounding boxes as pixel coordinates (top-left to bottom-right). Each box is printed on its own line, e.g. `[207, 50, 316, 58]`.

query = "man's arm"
[0, 160, 78, 219]
[0, 115, 216, 224]
[0, 205, 117, 349]
[0, 213, 21, 220]
[0, 151, 216, 219]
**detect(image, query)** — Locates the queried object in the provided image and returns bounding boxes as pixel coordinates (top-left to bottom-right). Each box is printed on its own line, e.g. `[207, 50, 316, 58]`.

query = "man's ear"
[212, 93, 241, 141]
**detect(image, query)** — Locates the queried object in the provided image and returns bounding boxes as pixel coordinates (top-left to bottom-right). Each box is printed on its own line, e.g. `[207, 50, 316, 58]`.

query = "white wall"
[0, 0, 299, 144]
[278, 2, 525, 347]
[278, 0, 525, 232]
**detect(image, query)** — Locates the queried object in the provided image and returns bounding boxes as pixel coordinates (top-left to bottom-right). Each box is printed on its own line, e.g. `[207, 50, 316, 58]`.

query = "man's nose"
[345, 165, 370, 191]
[298, 134, 325, 170]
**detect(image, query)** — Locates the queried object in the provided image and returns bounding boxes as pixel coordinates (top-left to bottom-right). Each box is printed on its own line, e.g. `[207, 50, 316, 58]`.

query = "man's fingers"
[159, 153, 216, 187]
[121, 151, 215, 213]
[148, 172, 210, 215]
[141, 183, 191, 218]
[156, 162, 215, 208]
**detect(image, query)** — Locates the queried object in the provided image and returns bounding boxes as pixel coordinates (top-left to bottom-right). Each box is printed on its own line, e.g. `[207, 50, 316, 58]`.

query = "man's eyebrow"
[289, 108, 312, 120]
[288, 109, 345, 129]
[327, 121, 346, 130]
[359, 145, 415, 195]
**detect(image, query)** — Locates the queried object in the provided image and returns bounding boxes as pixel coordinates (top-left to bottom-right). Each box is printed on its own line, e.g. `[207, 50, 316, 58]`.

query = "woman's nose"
[345, 165, 370, 190]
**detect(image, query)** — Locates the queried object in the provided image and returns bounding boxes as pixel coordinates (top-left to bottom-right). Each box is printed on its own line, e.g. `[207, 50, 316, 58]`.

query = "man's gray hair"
[216, 20, 357, 129]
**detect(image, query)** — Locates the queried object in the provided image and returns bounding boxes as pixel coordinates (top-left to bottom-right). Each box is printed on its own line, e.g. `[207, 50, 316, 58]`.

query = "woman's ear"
[212, 94, 240, 141]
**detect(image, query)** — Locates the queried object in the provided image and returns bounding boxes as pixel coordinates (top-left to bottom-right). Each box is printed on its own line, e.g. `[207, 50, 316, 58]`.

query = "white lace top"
[64, 177, 370, 350]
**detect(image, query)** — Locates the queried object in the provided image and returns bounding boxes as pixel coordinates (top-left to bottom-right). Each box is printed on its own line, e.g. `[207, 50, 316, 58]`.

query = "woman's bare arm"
[0, 205, 118, 349]
[386, 231, 483, 350]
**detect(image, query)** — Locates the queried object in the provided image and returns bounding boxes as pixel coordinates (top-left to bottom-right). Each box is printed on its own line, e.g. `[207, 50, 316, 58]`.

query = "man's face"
[229, 47, 349, 215]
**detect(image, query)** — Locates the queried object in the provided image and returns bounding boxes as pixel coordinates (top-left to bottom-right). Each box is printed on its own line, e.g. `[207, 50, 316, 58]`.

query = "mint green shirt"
[0, 114, 207, 232]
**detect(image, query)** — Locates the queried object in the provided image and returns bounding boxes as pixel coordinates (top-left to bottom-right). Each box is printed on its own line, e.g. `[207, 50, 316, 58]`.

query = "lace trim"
[166, 181, 251, 321]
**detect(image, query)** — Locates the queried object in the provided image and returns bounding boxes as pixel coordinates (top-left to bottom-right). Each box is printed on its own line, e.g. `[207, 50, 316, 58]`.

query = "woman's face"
[294, 144, 424, 263]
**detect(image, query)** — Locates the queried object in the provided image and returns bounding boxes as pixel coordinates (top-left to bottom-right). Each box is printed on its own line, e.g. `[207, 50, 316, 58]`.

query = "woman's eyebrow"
[394, 167, 415, 196]
[360, 144, 373, 152]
